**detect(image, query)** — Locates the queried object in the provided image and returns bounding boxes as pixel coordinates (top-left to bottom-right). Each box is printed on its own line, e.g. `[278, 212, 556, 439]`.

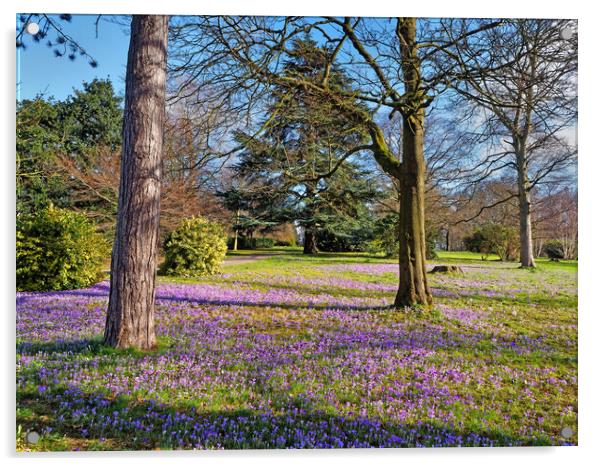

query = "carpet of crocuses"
[16, 251, 577, 450]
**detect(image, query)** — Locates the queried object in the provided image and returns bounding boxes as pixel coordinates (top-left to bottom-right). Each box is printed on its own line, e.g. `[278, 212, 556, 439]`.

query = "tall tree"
[169, 16, 501, 307]
[104, 15, 169, 349]
[446, 19, 577, 267]
[16, 97, 64, 214]
[17, 79, 124, 216]
[232, 38, 376, 255]
[59, 78, 123, 157]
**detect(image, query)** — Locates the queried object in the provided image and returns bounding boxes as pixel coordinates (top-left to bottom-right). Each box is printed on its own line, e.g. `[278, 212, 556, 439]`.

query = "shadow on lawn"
[201, 277, 398, 298]
[17, 381, 562, 451]
[16, 335, 179, 358]
[16, 282, 395, 312]
[18, 338, 104, 355]
[17, 282, 561, 310]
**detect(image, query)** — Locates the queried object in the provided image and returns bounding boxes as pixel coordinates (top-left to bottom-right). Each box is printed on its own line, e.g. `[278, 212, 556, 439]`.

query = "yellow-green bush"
[16, 206, 108, 291]
[159, 216, 227, 277]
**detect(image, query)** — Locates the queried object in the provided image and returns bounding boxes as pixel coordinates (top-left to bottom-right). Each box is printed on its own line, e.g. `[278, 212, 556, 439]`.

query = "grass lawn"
[16, 248, 577, 450]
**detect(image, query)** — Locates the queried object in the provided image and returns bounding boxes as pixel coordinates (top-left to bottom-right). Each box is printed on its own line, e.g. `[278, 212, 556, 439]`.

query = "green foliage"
[425, 230, 439, 260]
[367, 214, 399, 257]
[311, 199, 380, 253]
[16, 206, 108, 291]
[59, 79, 123, 156]
[230, 37, 382, 243]
[160, 216, 228, 277]
[367, 213, 438, 259]
[315, 230, 354, 252]
[315, 226, 372, 253]
[228, 237, 276, 250]
[543, 240, 565, 261]
[463, 223, 519, 261]
[275, 239, 296, 247]
[16, 79, 123, 216]
[463, 230, 486, 254]
[16, 97, 66, 215]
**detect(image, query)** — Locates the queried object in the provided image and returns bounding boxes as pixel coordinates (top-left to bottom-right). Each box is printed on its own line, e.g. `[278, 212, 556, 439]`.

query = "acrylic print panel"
[16, 13, 577, 451]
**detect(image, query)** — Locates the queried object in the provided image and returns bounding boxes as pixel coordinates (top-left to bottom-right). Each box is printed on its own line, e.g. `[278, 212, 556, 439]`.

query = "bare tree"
[104, 15, 169, 349]
[444, 19, 577, 267]
[533, 187, 578, 259]
[379, 108, 480, 251]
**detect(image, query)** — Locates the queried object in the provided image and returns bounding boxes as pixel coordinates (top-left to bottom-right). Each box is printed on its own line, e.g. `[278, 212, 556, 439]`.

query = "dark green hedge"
[228, 237, 276, 249]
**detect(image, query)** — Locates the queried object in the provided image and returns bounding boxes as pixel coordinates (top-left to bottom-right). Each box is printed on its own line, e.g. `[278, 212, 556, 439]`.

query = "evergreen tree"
[233, 38, 380, 254]
[16, 97, 64, 214]
[59, 78, 123, 158]
[16, 78, 123, 215]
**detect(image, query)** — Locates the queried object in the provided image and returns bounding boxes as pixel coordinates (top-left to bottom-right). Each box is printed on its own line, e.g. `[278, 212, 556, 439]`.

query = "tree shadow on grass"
[16, 335, 177, 358]
[199, 277, 398, 299]
[16, 282, 395, 313]
[17, 337, 105, 355]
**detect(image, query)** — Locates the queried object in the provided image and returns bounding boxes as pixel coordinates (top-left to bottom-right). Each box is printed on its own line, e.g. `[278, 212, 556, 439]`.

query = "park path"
[222, 251, 285, 266]
[101, 251, 284, 274]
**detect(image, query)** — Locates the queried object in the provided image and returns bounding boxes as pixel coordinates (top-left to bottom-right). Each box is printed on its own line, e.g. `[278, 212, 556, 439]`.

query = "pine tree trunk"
[517, 149, 536, 268]
[104, 15, 169, 349]
[303, 228, 318, 255]
[393, 18, 432, 308]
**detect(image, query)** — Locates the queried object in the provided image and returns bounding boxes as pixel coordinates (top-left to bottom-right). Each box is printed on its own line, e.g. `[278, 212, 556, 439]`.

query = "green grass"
[17, 248, 578, 450]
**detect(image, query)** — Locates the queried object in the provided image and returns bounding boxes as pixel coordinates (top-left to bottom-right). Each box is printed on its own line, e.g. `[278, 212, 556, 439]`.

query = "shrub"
[463, 223, 519, 261]
[275, 239, 296, 247]
[425, 230, 439, 260]
[366, 214, 438, 259]
[251, 237, 275, 248]
[160, 216, 228, 277]
[227, 236, 275, 250]
[16, 206, 108, 291]
[463, 229, 486, 256]
[543, 240, 565, 261]
[315, 230, 354, 252]
[366, 214, 398, 257]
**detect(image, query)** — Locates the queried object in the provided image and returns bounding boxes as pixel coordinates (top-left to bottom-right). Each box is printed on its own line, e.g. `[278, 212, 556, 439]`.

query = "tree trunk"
[394, 126, 432, 308]
[104, 15, 169, 349]
[233, 209, 240, 251]
[517, 149, 536, 268]
[518, 187, 535, 267]
[393, 18, 432, 308]
[303, 228, 318, 255]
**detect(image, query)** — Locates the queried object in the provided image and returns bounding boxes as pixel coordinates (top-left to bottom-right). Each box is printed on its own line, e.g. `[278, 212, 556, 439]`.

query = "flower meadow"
[16, 252, 578, 451]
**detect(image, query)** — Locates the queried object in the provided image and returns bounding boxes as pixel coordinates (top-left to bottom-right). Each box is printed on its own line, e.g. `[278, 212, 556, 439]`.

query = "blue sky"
[17, 15, 130, 102]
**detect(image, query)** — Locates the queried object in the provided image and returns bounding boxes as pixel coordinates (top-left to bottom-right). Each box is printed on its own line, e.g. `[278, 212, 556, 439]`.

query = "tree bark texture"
[517, 148, 536, 267]
[394, 118, 432, 307]
[393, 18, 432, 308]
[104, 15, 169, 349]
